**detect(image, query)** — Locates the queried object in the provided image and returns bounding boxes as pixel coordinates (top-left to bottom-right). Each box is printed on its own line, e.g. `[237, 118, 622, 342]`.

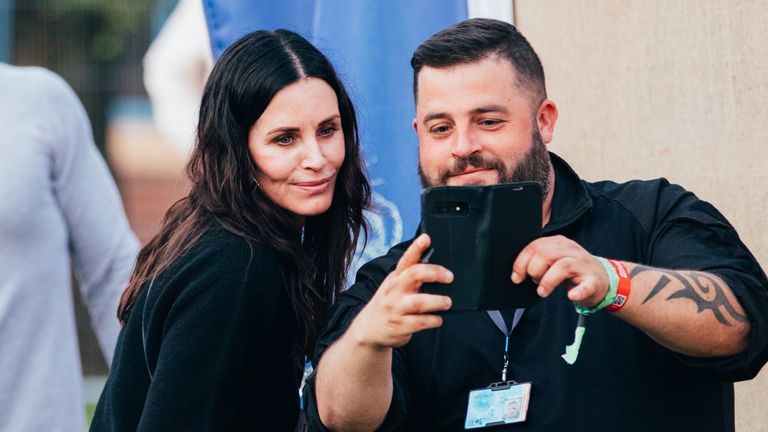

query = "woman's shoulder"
[183, 225, 279, 267]
[157, 226, 285, 302]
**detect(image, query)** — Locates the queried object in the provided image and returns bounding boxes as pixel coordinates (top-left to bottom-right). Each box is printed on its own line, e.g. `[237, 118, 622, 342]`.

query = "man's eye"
[481, 119, 500, 127]
[432, 125, 450, 134]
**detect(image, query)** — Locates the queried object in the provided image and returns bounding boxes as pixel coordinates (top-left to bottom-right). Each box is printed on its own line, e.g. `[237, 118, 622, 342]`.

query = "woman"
[90, 29, 370, 431]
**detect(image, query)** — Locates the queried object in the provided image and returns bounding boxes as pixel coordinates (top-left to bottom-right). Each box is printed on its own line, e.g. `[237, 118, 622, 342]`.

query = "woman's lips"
[294, 176, 333, 193]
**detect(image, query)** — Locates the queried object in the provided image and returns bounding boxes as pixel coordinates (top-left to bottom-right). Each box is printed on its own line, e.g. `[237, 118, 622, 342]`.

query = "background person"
[0, 63, 139, 432]
[307, 18, 768, 432]
[90, 29, 369, 431]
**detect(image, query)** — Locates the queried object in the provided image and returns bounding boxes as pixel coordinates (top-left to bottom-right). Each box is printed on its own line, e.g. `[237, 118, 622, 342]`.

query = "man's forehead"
[416, 63, 523, 119]
[421, 105, 509, 124]
[417, 55, 517, 85]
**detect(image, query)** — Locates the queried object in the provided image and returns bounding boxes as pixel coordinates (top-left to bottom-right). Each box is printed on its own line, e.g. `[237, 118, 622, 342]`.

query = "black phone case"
[421, 182, 542, 311]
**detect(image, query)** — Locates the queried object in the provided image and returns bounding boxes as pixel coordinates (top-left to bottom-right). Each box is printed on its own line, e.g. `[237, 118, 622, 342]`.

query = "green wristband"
[574, 256, 618, 316]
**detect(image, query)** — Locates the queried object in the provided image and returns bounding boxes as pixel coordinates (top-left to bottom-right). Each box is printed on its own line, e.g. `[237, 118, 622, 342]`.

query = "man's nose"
[451, 127, 481, 158]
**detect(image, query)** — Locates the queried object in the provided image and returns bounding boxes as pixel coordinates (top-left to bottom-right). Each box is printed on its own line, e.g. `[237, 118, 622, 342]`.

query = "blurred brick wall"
[106, 118, 190, 246]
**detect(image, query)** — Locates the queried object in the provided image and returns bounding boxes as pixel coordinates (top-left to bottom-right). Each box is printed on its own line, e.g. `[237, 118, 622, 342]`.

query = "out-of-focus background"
[1, 0, 192, 424]
[1, 0, 766, 430]
[518, 3, 768, 430]
[5, 0, 191, 248]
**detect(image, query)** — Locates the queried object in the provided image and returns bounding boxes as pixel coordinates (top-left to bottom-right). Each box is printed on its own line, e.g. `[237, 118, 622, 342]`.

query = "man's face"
[414, 55, 551, 191]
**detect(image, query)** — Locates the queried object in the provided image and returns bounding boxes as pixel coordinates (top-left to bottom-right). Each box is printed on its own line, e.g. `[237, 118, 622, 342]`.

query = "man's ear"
[412, 118, 419, 134]
[536, 99, 558, 145]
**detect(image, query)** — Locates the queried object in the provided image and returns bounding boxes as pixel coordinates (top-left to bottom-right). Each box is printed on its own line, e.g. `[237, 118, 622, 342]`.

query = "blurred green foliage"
[14, 0, 158, 152]
[19, 0, 153, 61]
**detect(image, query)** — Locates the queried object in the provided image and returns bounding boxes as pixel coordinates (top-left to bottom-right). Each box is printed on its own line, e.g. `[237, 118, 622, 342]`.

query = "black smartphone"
[420, 182, 542, 311]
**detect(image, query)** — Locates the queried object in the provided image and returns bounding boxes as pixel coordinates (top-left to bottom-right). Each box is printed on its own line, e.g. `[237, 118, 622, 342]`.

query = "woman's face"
[248, 77, 346, 224]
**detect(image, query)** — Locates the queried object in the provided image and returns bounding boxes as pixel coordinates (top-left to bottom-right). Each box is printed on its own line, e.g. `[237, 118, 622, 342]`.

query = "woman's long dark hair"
[118, 29, 370, 370]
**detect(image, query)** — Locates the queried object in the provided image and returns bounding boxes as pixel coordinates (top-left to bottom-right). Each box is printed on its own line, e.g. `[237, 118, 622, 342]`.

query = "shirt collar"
[543, 152, 593, 234]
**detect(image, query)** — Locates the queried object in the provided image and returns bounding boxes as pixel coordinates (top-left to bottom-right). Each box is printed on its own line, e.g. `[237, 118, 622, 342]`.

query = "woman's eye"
[318, 126, 338, 137]
[275, 135, 294, 145]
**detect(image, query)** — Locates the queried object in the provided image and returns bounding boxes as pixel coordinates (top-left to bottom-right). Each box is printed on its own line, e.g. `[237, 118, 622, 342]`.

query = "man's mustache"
[440, 154, 506, 181]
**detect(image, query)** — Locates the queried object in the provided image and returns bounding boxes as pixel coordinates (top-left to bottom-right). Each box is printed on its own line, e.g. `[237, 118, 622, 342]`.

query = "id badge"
[465, 381, 531, 429]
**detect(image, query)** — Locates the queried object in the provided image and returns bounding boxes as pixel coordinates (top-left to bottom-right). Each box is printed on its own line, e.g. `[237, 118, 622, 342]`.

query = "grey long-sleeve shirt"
[0, 63, 139, 432]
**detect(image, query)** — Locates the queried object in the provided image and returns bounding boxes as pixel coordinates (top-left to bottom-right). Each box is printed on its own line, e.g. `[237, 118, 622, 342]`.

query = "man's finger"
[512, 236, 580, 283]
[511, 239, 540, 284]
[396, 263, 453, 292]
[400, 314, 444, 333]
[567, 276, 605, 305]
[525, 253, 552, 285]
[396, 293, 452, 315]
[537, 257, 577, 297]
[395, 233, 431, 274]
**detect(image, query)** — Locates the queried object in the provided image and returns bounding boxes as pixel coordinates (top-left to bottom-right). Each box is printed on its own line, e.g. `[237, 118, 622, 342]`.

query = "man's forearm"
[316, 328, 394, 431]
[315, 235, 453, 430]
[615, 263, 750, 357]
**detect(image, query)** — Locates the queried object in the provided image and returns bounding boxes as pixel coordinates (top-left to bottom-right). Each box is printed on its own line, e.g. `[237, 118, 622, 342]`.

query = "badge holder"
[465, 380, 531, 429]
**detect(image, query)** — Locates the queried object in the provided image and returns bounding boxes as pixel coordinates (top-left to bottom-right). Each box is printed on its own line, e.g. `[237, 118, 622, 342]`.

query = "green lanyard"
[562, 314, 587, 365]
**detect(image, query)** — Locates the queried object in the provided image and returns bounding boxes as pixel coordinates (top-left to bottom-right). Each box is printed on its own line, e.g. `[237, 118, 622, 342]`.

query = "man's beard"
[418, 126, 552, 195]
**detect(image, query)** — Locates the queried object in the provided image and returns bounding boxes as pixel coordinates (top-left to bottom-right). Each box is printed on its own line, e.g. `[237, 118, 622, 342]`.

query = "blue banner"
[203, 0, 467, 261]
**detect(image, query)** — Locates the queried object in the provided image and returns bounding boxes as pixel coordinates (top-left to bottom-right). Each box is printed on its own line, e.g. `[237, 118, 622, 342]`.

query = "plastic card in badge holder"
[465, 381, 531, 429]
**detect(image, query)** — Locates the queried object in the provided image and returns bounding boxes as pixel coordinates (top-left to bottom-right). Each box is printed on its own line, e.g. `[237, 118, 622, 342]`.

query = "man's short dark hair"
[411, 18, 547, 107]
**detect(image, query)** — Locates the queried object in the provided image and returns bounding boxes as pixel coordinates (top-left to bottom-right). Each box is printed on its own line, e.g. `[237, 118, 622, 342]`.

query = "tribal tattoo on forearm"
[630, 265, 748, 326]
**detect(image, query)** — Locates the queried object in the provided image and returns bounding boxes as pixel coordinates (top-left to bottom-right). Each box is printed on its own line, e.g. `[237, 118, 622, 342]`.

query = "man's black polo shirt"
[305, 153, 768, 431]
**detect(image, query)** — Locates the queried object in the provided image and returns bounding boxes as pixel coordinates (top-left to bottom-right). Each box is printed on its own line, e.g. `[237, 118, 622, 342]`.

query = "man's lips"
[448, 167, 493, 178]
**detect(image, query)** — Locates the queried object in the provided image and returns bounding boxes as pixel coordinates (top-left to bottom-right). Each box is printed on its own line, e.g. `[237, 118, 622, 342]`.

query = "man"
[305, 18, 768, 431]
[0, 64, 139, 431]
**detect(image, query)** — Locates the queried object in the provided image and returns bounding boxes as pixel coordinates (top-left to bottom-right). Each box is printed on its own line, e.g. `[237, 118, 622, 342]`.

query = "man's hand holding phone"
[512, 235, 610, 308]
[349, 234, 454, 349]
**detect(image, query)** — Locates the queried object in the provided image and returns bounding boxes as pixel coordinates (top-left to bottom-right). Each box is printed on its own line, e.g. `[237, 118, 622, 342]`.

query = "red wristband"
[606, 260, 631, 312]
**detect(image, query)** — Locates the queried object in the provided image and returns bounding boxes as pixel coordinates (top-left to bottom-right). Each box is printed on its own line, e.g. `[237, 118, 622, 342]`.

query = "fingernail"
[511, 272, 521, 284]
[537, 286, 545, 297]
[445, 270, 454, 281]
[445, 297, 452, 308]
